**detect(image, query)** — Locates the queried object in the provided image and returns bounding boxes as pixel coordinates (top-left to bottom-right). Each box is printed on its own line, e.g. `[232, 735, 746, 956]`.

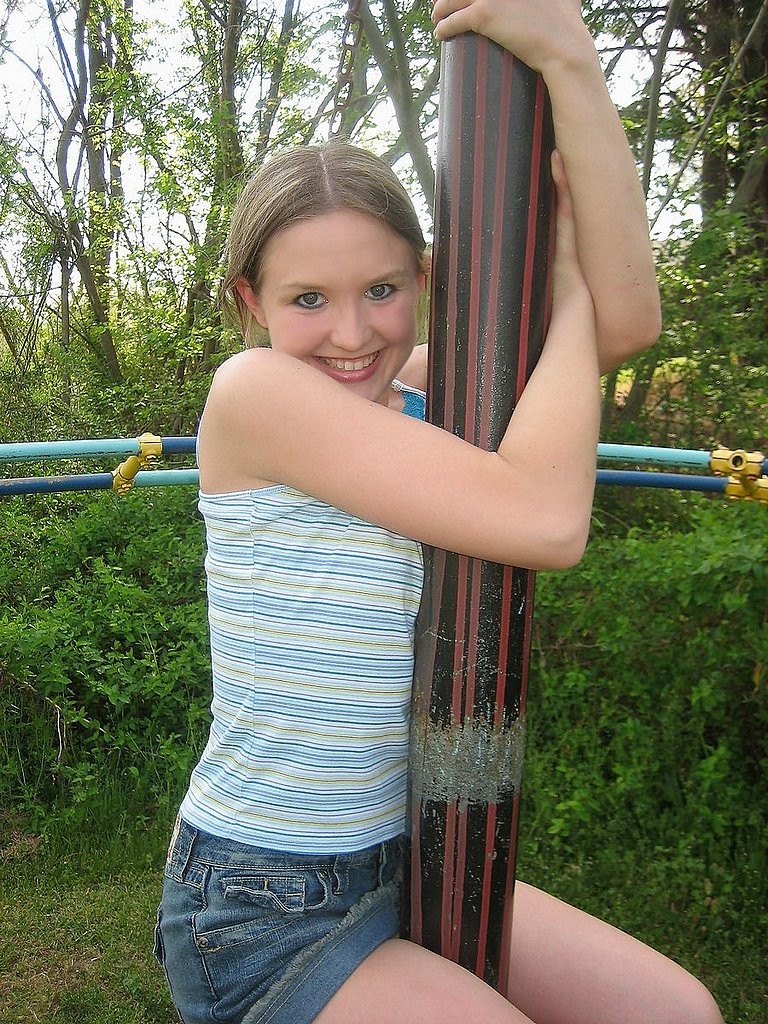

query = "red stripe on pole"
[466, 36, 488, 444]
[452, 808, 469, 958]
[495, 569, 516, 724]
[516, 76, 547, 399]
[480, 59, 512, 452]
[442, 45, 464, 429]
[464, 561, 483, 717]
[442, 801, 458, 952]
[475, 802, 498, 974]
[498, 793, 522, 996]
[409, 805, 423, 943]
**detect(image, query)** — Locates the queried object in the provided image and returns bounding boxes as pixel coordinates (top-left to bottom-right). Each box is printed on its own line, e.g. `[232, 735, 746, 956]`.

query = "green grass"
[0, 860, 174, 1023]
[0, 807, 177, 1024]
[2, 808, 765, 1024]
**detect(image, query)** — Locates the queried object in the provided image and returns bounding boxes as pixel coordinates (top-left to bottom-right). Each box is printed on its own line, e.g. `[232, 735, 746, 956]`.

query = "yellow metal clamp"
[711, 447, 767, 503]
[710, 447, 765, 478]
[137, 432, 163, 462]
[724, 476, 768, 503]
[111, 433, 163, 494]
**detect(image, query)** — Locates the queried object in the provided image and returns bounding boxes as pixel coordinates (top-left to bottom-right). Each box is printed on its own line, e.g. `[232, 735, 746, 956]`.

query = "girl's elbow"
[635, 297, 663, 352]
[624, 290, 663, 355]
[523, 514, 591, 570]
[599, 292, 662, 372]
[544, 528, 589, 570]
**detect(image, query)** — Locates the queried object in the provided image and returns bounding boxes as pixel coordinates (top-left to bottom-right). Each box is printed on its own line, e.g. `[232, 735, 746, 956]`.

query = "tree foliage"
[0, 0, 765, 449]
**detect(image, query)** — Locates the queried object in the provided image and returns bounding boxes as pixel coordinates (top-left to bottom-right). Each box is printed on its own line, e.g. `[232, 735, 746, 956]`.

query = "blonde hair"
[220, 142, 427, 342]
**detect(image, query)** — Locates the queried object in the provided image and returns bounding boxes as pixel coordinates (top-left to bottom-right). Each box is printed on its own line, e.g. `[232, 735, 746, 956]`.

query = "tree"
[0, 0, 764, 447]
[590, 0, 767, 446]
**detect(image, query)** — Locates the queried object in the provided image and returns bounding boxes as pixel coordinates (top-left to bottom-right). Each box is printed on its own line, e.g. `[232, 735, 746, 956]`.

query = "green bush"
[0, 487, 211, 828]
[523, 497, 768, 940]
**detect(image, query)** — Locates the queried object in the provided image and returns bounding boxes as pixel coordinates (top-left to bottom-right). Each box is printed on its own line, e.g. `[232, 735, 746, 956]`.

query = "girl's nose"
[329, 306, 371, 351]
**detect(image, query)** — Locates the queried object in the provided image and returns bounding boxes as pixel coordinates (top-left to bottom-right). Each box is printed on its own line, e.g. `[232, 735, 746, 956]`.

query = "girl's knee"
[678, 974, 724, 1024]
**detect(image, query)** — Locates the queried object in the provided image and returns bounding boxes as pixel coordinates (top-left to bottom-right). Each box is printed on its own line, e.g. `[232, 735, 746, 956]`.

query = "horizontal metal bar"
[596, 443, 712, 468]
[1, 467, 738, 497]
[596, 469, 727, 492]
[0, 436, 197, 462]
[0, 473, 115, 496]
[1, 438, 765, 477]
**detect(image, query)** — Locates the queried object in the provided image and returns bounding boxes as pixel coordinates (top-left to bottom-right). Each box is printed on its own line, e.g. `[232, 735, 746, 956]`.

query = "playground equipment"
[406, 29, 553, 987]
[0, 435, 765, 501]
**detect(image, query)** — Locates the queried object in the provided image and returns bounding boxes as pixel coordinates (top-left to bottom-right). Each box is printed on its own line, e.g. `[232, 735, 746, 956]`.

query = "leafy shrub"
[0, 487, 211, 826]
[523, 497, 768, 935]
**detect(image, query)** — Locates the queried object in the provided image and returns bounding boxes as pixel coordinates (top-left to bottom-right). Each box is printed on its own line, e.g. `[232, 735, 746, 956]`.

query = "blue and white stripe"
[180, 392, 425, 852]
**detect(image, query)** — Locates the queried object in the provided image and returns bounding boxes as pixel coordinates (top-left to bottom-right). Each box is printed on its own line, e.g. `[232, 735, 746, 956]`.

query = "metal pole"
[407, 35, 554, 992]
[0, 437, 196, 462]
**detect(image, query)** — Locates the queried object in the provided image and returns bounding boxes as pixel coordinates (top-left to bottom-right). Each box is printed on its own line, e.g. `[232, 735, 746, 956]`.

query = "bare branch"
[641, 0, 685, 198]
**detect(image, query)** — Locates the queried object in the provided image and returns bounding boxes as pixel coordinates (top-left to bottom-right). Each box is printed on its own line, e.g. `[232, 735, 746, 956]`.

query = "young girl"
[154, 2, 724, 1022]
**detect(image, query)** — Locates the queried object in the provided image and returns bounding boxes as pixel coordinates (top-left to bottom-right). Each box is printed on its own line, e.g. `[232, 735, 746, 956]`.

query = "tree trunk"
[359, 0, 436, 209]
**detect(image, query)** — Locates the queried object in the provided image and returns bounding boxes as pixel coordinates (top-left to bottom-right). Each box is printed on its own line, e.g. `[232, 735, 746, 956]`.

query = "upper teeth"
[319, 353, 377, 371]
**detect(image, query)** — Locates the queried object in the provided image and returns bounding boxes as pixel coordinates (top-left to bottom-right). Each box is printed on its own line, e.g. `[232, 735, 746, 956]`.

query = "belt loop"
[332, 855, 348, 895]
[377, 839, 388, 886]
[165, 815, 197, 881]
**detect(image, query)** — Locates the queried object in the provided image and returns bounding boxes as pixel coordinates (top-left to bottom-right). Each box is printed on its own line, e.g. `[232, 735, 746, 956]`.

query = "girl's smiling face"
[236, 209, 426, 406]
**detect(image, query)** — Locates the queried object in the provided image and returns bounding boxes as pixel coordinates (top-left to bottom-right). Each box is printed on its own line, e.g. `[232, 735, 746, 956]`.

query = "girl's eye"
[295, 292, 325, 309]
[366, 283, 395, 300]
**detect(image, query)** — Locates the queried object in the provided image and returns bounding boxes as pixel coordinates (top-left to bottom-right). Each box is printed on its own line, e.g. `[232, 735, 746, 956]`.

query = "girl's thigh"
[315, 882, 723, 1024]
[506, 881, 723, 1024]
[314, 937, 532, 1024]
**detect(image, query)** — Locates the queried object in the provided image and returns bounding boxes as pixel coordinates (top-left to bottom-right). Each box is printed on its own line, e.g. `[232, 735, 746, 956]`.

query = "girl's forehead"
[269, 208, 406, 248]
[261, 209, 420, 280]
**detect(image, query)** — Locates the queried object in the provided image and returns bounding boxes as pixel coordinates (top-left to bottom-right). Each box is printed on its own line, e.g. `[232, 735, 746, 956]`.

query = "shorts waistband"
[165, 816, 403, 884]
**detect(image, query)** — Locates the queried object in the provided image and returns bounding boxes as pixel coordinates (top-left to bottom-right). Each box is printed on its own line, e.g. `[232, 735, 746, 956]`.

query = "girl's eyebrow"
[279, 267, 413, 294]
[280, 282, 321, 293]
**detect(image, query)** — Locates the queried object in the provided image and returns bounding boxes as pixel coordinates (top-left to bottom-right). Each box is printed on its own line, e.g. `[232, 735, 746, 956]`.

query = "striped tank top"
[180, 383, 426, 852]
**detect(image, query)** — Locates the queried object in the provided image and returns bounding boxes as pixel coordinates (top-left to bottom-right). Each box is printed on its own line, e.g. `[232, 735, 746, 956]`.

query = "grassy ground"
[0, 823, 175, 1024]
[2, 812, 766, 1024]
[0, 868, 172, 1024]
[514, 843, 768, 1024]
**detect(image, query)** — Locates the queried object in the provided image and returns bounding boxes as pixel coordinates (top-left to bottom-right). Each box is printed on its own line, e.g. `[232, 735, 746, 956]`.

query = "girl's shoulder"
[211, 346, 286, 391]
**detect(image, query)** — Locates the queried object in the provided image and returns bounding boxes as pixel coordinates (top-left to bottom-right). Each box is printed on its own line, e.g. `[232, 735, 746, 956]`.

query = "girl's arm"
[199, 163, 600, 571]
[433, 0, 661, 373]
[396, 342, 428, 391]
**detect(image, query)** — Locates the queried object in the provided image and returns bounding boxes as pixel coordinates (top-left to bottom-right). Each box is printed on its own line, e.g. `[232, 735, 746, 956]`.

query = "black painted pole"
[407, 34, 554, 993]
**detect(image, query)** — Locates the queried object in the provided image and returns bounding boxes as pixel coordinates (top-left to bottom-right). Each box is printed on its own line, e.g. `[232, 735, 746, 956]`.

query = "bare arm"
[396, 342, 428, 391]
[433, 0, 661, 373]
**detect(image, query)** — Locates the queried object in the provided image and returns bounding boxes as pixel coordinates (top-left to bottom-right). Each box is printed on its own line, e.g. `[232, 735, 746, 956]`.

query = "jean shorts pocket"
[220, 870, 332, 915]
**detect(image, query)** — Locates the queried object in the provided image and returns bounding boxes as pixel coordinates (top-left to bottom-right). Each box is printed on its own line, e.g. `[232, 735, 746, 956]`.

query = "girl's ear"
[421, 247, 433, 279]
[235, 277, 268, 329]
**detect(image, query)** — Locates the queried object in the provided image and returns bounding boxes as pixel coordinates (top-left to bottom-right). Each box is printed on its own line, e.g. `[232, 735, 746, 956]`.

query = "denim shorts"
[153, 817, 404, 1024]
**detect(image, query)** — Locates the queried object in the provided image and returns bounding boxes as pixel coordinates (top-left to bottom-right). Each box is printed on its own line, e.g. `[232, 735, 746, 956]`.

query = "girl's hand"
[548, 151, 593, 323]
[431, 0, 594, 78]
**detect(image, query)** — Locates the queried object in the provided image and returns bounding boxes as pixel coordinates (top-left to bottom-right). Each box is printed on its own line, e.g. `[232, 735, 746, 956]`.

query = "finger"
[550, 150, 574, 219]
[432, 0, 477, 40]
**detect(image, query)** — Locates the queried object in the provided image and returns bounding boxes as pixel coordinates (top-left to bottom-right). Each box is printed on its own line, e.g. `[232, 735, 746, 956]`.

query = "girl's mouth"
[317, 351, 379, 372]
[314, 351, 382, 383]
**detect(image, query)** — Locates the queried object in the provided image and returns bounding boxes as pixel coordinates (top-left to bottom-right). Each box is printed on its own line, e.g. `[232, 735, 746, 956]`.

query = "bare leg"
[314, 938, 530, 1024]
[314, 882, 723, 1024]
[506, 881, 724, 1024]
